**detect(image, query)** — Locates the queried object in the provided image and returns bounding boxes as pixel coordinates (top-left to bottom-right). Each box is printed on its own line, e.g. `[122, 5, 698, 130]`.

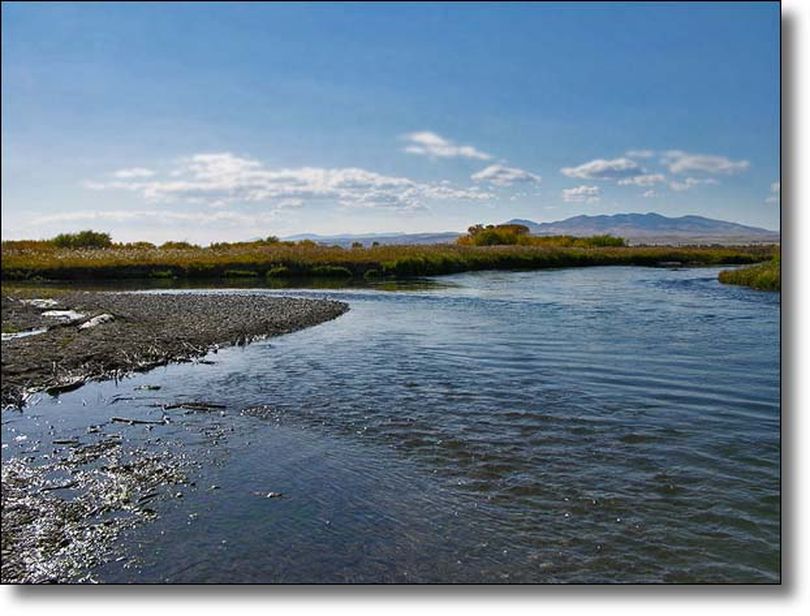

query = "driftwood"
[45, 378, 86, 395]
[111, 416, 168, 426]
[163, 402, 226, 412]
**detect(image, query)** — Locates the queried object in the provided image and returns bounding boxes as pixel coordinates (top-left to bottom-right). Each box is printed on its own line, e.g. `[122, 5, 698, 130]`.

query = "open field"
[1, 238, 777, 281]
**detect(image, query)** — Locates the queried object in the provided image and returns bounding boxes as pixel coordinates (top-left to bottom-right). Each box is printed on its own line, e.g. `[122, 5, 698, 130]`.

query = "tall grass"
[718, 255, 780, 291]
[1, 234, 777, 281]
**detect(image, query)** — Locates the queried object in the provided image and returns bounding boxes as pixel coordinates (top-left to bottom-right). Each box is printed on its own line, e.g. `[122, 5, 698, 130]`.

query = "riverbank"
[718, 256, 781, 291]
[1, 291, 348, 408]
[1, 241, 776, 281]
[2, 291, 347, 582]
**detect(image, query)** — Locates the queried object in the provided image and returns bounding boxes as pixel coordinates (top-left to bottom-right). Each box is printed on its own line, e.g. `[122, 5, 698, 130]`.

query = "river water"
[1, 266, 780, 583]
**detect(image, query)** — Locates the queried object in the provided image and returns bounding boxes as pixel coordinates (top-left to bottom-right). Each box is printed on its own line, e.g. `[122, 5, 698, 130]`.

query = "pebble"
[79, 314, 115, 330]
[3, 293, 349, 408]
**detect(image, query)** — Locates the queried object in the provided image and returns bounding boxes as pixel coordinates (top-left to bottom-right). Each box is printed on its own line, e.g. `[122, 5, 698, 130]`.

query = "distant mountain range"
[284, 213, 779, 247]
[283, 231, 461, 247]
[503, 213, 779, 245]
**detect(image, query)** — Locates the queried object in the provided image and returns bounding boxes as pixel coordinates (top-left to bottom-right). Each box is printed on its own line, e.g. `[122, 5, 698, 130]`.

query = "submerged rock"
[253, 491, 283, 498]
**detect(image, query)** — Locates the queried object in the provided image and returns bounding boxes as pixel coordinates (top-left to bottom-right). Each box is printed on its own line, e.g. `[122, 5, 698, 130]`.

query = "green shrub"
[458, 224, 530, 246]
[160, 241, 198, 250]
[457, 225, 625, 248]
[51, 230, 112, 249]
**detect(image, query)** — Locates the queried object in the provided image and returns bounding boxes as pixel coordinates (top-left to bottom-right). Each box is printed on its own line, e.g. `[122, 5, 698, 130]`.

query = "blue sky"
[2, 2, 780, 243]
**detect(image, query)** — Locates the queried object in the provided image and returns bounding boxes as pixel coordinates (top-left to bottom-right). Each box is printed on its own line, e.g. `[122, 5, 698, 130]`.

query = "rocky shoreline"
[1, 291, 349, 408]
[2, 290, 349, 582]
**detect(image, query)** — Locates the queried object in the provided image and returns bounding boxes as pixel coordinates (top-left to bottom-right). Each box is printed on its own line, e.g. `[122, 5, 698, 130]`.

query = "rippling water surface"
[2, 267, 780, 582]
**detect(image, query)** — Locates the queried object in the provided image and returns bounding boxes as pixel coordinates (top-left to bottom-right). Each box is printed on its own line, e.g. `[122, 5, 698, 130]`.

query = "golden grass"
[1, 238, 777, 281]
[718, 255, 780, 291]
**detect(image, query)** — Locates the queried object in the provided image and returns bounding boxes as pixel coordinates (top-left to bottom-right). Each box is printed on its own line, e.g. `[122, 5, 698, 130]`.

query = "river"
[1, 266, 780, 583]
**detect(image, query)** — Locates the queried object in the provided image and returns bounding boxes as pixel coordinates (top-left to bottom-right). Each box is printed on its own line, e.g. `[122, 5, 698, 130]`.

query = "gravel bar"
[1, 292, 348, 407]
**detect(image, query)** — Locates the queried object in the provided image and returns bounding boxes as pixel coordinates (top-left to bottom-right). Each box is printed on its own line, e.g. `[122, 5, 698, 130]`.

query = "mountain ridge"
[504, 213, 778, 244]
[282, 213, 779, 246]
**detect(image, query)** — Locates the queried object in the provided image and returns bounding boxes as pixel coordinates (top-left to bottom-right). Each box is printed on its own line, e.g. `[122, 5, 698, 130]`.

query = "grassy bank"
[0, 240, 778, 282]
[718, 255, 781, 291]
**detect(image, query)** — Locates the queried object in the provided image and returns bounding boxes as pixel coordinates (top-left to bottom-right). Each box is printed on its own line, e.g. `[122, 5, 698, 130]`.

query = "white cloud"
[85, 152, 492, 212]
[669, 177, 719, 192]
[625, 149, 655, 159]
[617, 173, 666, 187]
[562, 185, 601, 203]
[561, 158, 642, 180]
[276, 198, 304, 209]
[402, 131, 492, 160]
[112, 167, 155, 179]
[661, 150, 749, 175]
[471, 164, 541, 187]
[766, 181, 780, 204]
[642, 190, 658, 198]
[29, 209, 288, 228]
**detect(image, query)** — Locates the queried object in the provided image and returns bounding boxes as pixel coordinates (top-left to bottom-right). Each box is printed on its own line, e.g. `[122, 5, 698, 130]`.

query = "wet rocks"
[20, 298, 59, 309]
[1, 436, 190, 583]
[1, 328, 47, 342]
[79, 313, 115, 330]
[41, 309, 86, 324]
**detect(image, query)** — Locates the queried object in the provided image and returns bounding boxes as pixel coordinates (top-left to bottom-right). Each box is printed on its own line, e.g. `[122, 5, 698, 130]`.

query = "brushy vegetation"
[718, 255, 781, 291]
[457, 224, 626, 248]
[51, 230, 113, 249]
[1, 229, 776, 282]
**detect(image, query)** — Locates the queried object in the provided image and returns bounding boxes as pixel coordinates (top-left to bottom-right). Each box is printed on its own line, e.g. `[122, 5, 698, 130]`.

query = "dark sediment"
[1, 291, 349, 408]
